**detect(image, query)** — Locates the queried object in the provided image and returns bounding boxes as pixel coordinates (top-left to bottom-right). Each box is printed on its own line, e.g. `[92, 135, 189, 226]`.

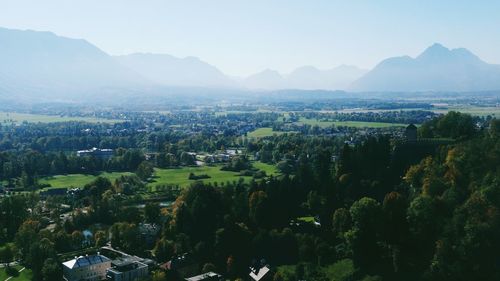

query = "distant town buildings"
[77, 148, 114, 158]
[63, 254, 111, 281]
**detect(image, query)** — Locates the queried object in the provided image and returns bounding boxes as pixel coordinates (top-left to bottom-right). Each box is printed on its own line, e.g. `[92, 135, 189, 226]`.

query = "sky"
[1, 0, 499, 77]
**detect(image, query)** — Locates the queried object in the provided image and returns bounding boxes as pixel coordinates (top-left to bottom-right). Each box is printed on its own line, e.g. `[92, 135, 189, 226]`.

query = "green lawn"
[39, 172, 134, 188]
[297, 117, 407, 128]
[38, 162, 277, 191]
[148, 165, 249, 190]
[0, 265, 32, 281]
[148, 161, 278, 190]
[247, 128, 288, 138]
[0, 112, 122, 124]
[252, 161, 279, 176]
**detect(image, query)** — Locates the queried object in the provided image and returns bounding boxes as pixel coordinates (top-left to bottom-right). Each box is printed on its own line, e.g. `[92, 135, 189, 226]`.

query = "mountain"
[115, 53, 238, 88]
[0, 27, 146, 101]
[350, 43, 500, 92]
[243, 65, 367, 90]
[243, 69, 286, 90]
[287, 65, 367, 90]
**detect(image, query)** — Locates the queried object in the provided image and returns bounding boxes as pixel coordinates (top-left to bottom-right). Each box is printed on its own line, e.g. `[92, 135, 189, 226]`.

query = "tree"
[332, 208, 352, 238]
[94, 230, 108, 247]
[42, 258, 62, 281]
[153, 238, 175, 262]
[144, 202, 161, 224]
[14, 220, 40, 261]
[348, 197, 382, 272]
[249, 191, 270, 228]
[0, 245, 13, 267]
[136, 161, 154, 181]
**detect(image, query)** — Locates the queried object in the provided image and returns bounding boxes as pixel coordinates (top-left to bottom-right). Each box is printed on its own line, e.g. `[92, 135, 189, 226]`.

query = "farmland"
[0, 112, 122, 124]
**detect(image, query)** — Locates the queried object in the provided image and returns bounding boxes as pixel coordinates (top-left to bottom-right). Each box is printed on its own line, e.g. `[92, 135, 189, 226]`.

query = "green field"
[252, 161, 279, 176]
[39, 172, 134, 188]
[148, 162, 278, 190]
[247, 128, 288, 138]
[0, 112, 122, 124]
[297, 117, 407, 128]
[431, 106, 500, 117]
[0, 265, 32, 281]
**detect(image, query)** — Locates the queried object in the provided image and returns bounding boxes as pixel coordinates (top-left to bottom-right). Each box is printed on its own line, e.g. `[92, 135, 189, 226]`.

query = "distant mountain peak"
[350, 43, 500, 92]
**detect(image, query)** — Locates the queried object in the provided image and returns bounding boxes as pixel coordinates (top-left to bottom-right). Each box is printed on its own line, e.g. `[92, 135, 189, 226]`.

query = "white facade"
[63, 255, 111, 281]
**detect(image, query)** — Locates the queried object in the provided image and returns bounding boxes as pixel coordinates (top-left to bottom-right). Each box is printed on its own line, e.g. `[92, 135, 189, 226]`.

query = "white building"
[63, 254, 111, 281]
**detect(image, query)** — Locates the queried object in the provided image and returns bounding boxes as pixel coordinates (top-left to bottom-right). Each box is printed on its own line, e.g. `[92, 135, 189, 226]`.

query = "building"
[185, 272, 223, 281]
[63, 254, 111, 281]
[249, 259, 272, 281]
[77, 148, 114, 158]
[106, 260, 148, 281]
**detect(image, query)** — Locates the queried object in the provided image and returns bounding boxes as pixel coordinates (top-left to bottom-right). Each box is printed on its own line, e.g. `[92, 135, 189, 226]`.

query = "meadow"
[39, 172, 134, 189]
[147, 161, 278, 191]
[38, 162, 278, 191]
[0, 265, 32, 281]
[247, 127, 288, 138]
[0, 112, 122, 124]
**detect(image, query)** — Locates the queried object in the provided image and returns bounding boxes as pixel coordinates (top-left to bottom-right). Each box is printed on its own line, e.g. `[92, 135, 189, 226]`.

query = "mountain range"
[0, 26, 499, 102]
[350, 43, 500, 92]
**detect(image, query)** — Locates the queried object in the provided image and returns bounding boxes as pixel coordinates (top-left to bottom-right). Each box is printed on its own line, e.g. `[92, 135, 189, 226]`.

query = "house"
[106, 260, 148, 281]
[77, 148, 114, 159]
[249, 259, 272, 281]
[185, 272, 223, 281]
[63, 254, 111, 281]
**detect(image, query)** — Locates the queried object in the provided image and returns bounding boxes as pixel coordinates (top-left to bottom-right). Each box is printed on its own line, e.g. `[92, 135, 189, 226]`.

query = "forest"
[0, 111, 498, 281]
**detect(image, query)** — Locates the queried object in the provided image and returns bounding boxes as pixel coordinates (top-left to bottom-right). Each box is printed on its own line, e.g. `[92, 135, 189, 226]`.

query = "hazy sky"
[1, 0, 499, 76]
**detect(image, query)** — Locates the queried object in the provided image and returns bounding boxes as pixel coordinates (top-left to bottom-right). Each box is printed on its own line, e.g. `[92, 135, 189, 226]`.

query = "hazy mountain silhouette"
[243, 65, 367, 90]
[1, 27, 499, 100]
[350, 43, 500, 92]
[243, 69, 286, 90]
[115, 53, 238, 88]
[0, 27, 146, 100]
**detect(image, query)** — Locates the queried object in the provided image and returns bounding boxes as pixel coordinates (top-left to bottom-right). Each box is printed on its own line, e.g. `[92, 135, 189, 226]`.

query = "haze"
[1, 0, 500, 77]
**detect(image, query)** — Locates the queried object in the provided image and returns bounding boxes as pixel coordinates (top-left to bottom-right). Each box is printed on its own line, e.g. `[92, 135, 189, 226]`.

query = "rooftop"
[63, 254, 110, 269]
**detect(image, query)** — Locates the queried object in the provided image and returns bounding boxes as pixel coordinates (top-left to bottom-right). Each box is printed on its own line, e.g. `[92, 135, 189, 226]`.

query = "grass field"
[0, 112, 122, 124]
[252, 161, 279, 176]
[297, 117, 407, 128]
[39, 172, 134, 188]
[148, 161, 278, 190]
[148, 165, 248, 190]
[0, 265, 32, 281]
[431, 106, 500, 117]
[247, 128, 288, 138]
